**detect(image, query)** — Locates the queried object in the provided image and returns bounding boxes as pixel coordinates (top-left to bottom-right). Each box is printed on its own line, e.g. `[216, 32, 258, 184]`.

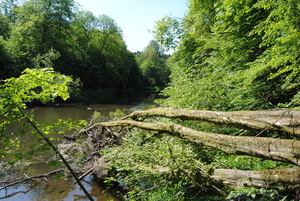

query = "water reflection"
[1, 176, 119, 201]
[1, 92, 159, 200]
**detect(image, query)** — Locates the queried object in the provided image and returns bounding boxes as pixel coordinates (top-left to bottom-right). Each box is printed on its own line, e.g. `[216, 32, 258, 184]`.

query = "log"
[212, 168, 300, 192]
[79, 108, 300, 191]
[123, 108, 300, 136]
[84, 120, 300, 166]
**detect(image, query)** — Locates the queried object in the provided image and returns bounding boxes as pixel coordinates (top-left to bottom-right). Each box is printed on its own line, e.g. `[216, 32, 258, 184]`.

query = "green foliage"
[101, 128, 219, 200]
[212, 153, 293, 171]
[32, 49, 61, 69]
[135, 40, 171, 87]
[154, 0, 300, 110]
[3, 68, 72, 104]
[0, 67, 82, 159]
[152, 15, 183, 52]
[1, 0, 143, 94]
[226, 187, 288, 201]
[0, 67, 93, 199]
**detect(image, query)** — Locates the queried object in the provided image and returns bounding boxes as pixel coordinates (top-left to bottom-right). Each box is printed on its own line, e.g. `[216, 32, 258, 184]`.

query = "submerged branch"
[0, 169, 64, 191]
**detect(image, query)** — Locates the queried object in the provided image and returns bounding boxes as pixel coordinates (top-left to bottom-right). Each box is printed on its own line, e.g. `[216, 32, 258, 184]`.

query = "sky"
[75, 0, 188, 52]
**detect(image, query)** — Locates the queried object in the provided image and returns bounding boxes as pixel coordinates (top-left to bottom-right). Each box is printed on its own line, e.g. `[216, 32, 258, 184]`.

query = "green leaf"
[58, 190, 66, 194]
[47, 160, 63, 167]
[54, 171, 65, 180]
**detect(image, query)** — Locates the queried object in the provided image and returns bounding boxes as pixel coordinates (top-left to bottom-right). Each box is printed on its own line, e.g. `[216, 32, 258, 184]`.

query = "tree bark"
[82, 120, 300, 166]
[79, 107, 300, 191]
[212, 168, 300, 192]
[123, 108, 300, 136]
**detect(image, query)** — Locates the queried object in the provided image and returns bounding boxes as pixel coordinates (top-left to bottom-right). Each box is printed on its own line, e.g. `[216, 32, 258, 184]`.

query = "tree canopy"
[2, 0, 300, 200]
[134, 40, 171, 87]
[154, 0, 300, 111]
[0, 0, 145, 97]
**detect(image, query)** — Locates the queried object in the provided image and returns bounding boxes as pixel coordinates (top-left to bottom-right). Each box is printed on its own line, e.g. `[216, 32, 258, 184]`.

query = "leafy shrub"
[101, 128, 218, 200]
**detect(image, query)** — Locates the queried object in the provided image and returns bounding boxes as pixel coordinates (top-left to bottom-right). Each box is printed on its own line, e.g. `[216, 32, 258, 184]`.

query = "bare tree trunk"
[212, 168, 300, 192]
[82, 120, 300, 166]
[79, 107, 300, 191]
[123, 108, 300, 136]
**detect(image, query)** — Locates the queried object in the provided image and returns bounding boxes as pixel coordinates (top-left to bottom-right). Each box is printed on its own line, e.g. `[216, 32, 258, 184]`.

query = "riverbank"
[69, 108, 300, 201]
[67, 87, 164, 104]
[0, 92, 158, 200]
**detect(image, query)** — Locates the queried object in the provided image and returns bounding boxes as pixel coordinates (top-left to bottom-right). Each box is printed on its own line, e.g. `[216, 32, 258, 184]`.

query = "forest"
[1, 0, 300, 200]
[0, 0, 170, 100]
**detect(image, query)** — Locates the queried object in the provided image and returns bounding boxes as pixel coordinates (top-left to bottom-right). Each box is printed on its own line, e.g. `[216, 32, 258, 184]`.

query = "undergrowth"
[95, 110, 295, 200]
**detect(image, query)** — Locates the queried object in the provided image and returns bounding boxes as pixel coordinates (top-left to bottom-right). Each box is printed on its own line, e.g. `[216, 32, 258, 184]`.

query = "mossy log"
[212, 168, 300, 192]
[83, 120, 300, 166]
[123, 107, 300, 136]
[80, 107, 300, 191]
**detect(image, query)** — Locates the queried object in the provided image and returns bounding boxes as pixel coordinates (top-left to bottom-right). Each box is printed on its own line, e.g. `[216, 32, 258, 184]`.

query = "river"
[0, 92, 159, 201]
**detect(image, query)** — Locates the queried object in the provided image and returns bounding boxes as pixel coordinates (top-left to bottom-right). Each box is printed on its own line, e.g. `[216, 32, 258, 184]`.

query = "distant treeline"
[0, 0, 170, 100]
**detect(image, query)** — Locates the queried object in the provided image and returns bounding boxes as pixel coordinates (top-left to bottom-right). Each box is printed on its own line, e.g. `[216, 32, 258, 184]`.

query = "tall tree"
[0, 0, 18, 22]
[69, 12, 138, 90]
[2, 0, 142, 94]
[135, 40, 170, 87]
[0, 11, 12, 79]
[154, 0, 300, 111]
[0, 10, 11, 39]
[5, 0, 75, 69]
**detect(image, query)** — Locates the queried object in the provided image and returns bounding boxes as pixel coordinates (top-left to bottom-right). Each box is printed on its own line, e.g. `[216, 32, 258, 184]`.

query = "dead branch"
[76, 107, 300, 191]
[84, 120, 300, 166]
[74, 167, 95, 184]
[123, 108, 300, 136]
[212, 168, 300, 192]
[0, 169, 64, 191]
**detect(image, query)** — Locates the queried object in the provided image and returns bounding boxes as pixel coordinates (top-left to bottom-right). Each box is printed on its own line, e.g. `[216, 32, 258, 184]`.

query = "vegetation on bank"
[1, 0, 300, 200]
[154, 0, 300, 111]
[102, 0, 300, 199]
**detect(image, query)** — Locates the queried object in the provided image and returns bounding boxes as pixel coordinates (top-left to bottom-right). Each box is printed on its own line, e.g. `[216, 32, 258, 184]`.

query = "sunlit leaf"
[47, 160, 63, 167]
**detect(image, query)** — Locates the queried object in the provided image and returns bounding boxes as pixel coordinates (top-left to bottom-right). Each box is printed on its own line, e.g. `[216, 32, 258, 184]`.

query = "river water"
[0, 92, 159, 201]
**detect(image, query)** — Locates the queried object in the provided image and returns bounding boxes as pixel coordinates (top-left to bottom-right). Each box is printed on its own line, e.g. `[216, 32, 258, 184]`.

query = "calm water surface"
[0, 93, 158, 201]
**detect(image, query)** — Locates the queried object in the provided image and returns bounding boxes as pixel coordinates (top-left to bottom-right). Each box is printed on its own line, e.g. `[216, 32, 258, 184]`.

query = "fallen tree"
[123, 108, 300, 137]
[212, 168, 300, 192]
[82, 120, 300, 166]
[79, 107, 300, 192]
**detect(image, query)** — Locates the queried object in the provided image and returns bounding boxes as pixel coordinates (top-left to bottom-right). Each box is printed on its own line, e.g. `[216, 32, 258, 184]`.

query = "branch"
[74, 167, 95, 184]
[87, 120, 300, 166]
[0, 169, 64, 190]
[123, 108, 300, 136]
[16, 105, 94, 201]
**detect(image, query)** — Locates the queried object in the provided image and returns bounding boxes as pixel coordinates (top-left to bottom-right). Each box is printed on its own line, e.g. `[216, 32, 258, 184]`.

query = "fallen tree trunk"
[212, 168, 300, 192]
[123, 108, 300, 136]
[79, 107, 300, 192]
[82, 120, 300, 166]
